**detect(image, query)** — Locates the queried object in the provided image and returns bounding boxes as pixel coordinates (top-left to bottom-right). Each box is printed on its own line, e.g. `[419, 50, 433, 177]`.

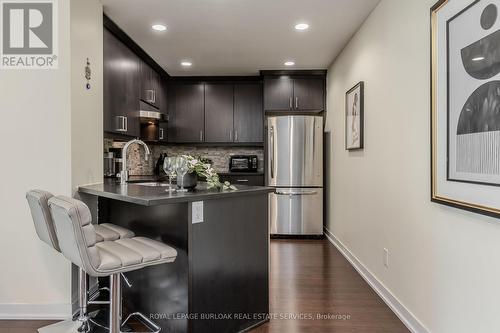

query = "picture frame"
[345, 81, 364, 150]
[431, 0, 500, 218]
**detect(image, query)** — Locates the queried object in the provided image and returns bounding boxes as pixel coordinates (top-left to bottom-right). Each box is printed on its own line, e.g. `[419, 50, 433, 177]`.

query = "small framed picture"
[345, 81, 364, 150]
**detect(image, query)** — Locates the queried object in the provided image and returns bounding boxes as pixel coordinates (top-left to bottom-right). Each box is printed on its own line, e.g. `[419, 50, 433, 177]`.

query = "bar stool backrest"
[26, 190, 60, 252]
[48, 196, 101, 276]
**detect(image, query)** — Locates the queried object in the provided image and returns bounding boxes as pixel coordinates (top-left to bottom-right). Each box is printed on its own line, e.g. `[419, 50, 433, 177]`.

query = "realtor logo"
[1, 0, 58, 69]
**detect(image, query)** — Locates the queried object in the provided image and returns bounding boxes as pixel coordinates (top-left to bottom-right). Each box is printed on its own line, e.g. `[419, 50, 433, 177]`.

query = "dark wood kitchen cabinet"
[168, 83, 205, 143]
[219, 174, 265, 186]
[204, 83, 234, 143]
[263, 73, 325, 112]
[140, 60, 161, 109]
[234, 83, 263, 143]
[263, 77, 294, 111]
[103, 28, 140, 137]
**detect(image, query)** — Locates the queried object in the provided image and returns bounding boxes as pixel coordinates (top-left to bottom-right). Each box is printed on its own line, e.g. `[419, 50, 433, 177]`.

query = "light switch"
[192, 201, 204, 224]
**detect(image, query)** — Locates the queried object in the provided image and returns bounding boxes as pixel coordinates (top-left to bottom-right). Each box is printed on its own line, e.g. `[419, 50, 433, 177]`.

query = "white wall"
[325, 0, 500, 332]
[70, 0, 103, 192]
[0, 0, 103, 319]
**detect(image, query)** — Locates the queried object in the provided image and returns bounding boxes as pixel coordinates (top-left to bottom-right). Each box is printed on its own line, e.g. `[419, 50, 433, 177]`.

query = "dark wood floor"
[0, 239, 408, 333]
[249, 239, 409, 333]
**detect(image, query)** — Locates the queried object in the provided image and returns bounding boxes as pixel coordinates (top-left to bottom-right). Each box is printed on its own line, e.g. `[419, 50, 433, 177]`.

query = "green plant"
[184, 155, 237, 191]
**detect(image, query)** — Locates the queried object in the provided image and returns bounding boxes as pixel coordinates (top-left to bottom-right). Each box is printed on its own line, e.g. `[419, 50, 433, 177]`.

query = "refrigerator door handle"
[270, 126, 275, 180]
[275, 190, 318, 196]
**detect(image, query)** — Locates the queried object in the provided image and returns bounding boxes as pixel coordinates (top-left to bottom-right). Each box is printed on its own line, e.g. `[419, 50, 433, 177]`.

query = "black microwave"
[229, 155, 258, 172]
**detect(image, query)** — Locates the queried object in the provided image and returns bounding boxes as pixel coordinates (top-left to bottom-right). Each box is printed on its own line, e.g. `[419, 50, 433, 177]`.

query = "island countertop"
[78, 180, 274, 206]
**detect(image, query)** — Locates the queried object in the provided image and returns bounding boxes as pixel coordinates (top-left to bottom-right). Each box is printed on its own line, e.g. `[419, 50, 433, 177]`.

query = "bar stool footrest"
[121, 312, 161, 333]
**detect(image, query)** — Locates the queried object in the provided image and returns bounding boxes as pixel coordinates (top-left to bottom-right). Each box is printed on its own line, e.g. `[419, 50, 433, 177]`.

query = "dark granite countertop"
[79, 179, 274, 206]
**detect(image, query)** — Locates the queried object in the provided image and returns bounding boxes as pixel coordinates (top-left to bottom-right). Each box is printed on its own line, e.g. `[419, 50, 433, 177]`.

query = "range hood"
[139, 101, 162, 123]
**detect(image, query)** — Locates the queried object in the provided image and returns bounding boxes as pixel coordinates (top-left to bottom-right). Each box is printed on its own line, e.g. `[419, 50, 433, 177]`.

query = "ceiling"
[101, 0, 381, 76]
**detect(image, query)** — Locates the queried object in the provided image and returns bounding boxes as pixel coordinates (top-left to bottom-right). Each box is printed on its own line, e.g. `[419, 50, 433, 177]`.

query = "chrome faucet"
[120, 139, 151, 184]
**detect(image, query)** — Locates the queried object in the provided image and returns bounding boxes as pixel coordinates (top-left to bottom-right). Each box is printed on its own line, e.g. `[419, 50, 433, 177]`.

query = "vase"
[178, 172, 198, 189]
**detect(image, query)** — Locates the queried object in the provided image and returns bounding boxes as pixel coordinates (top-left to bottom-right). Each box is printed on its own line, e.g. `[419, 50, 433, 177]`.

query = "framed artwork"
[345, 81, 364, 150]
[431, 0, 500, 217]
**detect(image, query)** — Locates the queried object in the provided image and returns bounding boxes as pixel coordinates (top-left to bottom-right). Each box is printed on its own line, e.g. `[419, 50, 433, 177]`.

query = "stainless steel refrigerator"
[267, 115, 323, 236]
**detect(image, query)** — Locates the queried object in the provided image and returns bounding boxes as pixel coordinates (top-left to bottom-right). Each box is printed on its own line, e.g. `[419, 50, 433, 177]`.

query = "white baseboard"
[324, 227, 430, 333]
[0, 303, 71, 320]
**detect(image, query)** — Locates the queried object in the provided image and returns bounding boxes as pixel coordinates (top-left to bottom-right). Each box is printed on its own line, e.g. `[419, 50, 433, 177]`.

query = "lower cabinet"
[219, 174, 265, 186]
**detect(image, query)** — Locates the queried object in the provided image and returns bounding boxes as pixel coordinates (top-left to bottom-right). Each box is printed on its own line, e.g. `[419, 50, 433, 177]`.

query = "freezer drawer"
[270, 188, 323, 235]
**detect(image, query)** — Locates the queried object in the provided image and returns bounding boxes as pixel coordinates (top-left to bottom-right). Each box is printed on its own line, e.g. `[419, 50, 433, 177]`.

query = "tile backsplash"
[106, 141, 264, 176]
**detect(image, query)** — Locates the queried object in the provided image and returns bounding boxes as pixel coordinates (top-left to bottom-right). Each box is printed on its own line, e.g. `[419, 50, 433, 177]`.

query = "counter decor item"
[431, 0, 500, 218]
[345, 81, 364, 150]
[184, 155, 237, 191]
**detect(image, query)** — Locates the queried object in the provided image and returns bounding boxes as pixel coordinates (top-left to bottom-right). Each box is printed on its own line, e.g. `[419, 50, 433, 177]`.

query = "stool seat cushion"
[94, 223, 135, 242]
[95, 237, 177, 271]
[48, 195, 177, 277]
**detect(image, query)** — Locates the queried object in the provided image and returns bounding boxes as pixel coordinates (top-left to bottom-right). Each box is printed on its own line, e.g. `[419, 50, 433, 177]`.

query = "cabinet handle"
[124, 116, 128, 132]
[235, 130, 238, 142]
[159, 128, 164, 140]
[289, 97, 292, 109]
[116, 116, 127, 132]
[236, 179, 249, 182]
[200, 130, 203, 142]
[295, 97, 298, 109]
[146, 90, 154, 103]
[152, 90, 156, 103]
[229, 130, 233, 142]
[270, 126, 275, 179]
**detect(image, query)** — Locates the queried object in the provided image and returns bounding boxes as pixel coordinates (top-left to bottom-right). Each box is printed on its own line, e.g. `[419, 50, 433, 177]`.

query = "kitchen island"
[79, 181, 274, 333]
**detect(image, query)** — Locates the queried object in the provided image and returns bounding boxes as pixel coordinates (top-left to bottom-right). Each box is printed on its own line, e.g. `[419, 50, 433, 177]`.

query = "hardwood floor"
[249, 239, 409, 333]
[0, 239, 408, 333]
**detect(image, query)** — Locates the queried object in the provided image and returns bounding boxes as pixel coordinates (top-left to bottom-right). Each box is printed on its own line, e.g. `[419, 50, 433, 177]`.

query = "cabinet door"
[204, 83, 234, 143]
[103, 29, 140, 137]
[293, 77, 325, 111]
[140, 60, 161, 109]
[264, 77, 293, 111]
[159, 77, 168, 115]
[169, 83, 205, 143]
[234, 83, 263, 143]
[158, 121, 168, 142]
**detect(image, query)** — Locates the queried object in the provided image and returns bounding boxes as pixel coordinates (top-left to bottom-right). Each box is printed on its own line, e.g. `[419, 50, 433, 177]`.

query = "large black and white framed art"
[432, 0, 500, 217]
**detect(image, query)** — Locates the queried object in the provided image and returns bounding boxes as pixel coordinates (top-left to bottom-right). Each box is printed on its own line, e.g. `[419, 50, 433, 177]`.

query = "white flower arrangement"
[184, 155, 237, 191]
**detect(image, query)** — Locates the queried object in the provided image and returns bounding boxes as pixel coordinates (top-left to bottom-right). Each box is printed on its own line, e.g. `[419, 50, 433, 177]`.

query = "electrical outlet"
[192, 201, 204, 224]
[383, 248, 389, 268]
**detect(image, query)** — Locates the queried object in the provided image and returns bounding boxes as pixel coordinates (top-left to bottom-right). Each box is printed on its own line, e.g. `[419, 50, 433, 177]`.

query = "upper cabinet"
[103, 28, 140, 137]
[168, 83, 205, 143]
[263, 77, 294, 111]
[168, 81, 263, 144]
[234, 83, 263, 143]
[263, 73, 326, 112]
[140, 60, 162, 109]
[204, 83, 234, 143]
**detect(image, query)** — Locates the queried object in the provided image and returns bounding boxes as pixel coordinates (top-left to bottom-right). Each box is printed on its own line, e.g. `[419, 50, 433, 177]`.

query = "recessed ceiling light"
[152, 24, 167, 31]
[284, 61, 295, 66]
[181, 61, 192, 67]
[472, 56, 485, 61]
[294, 23, 309, 31]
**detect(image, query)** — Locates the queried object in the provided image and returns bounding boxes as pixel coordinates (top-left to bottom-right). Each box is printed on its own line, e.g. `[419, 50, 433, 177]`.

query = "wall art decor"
[431, 0, 500, 217]
[345, 81, 364, 150]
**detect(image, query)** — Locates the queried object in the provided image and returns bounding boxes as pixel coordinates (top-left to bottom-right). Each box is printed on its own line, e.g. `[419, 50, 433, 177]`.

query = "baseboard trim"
[324, 227, 429, 333]
[0, 303, 71, 320]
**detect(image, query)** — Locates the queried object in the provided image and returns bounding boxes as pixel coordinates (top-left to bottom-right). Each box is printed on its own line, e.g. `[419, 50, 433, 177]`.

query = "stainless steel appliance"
[104, 152, 115, 177]
[229, 155, 259, 172]
[267, 115, 323, 236]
